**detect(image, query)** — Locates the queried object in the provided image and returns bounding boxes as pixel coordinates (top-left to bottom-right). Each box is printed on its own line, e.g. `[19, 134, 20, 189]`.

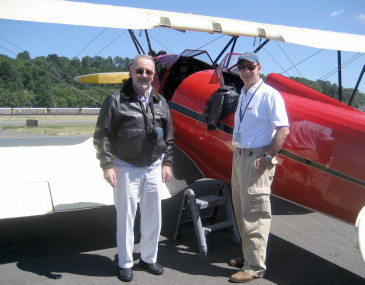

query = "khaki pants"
[231, 147, 276, 277]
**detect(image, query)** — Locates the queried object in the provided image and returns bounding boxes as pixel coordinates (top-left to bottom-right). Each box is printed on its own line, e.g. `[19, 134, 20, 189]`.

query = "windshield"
[179, 49, 214, 67]
[217, 53, 242, 75]
[216, 53, 244, 91]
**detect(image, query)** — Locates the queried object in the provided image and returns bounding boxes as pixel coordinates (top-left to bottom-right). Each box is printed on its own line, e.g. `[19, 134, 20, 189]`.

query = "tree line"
[0, 51, 364, 108]
[0, 51, 130, 108]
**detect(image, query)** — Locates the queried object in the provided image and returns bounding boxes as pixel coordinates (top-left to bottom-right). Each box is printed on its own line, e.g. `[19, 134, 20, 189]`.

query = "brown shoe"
[228, 257, 244, 268]
[229, 270, 258, 283]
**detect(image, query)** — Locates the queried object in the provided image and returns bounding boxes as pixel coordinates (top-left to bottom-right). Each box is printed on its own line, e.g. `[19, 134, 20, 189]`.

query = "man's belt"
[236, 146, 268, 156]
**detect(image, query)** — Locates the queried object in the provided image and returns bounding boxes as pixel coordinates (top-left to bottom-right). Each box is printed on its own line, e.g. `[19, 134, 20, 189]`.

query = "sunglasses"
[237, 64, 257, 71]
[135, 68, 154, 76]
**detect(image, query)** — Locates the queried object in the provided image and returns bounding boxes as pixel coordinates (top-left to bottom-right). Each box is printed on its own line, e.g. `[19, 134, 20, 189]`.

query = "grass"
[0, 115, 97, 135]
[3, 124, 95, 135]
[0, 115, 97, 121]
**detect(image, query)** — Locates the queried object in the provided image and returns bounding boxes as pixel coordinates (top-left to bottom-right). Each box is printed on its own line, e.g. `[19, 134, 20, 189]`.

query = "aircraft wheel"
[355, 205, 365, 263]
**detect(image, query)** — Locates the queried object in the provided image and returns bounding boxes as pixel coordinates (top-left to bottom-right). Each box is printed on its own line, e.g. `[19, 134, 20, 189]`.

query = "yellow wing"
[74, 72, 129, 84]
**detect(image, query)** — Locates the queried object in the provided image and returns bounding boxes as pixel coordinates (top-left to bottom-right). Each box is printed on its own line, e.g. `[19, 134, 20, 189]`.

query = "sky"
[0, 0, 364, 94]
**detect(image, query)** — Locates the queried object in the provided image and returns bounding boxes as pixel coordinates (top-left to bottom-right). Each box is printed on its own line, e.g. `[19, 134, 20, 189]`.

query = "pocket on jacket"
[115, 128, 143, 157]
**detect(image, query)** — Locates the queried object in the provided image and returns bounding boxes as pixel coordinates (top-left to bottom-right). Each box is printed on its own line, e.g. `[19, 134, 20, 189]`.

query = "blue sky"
[0, 0, 364, 94]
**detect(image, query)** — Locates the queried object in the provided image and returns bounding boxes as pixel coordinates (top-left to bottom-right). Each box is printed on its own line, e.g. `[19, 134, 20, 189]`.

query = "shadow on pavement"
[0, 197, 364, 284]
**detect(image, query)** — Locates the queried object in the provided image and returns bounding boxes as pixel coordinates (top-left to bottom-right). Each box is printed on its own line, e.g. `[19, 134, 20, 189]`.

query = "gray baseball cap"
[237, 52, 260, 65]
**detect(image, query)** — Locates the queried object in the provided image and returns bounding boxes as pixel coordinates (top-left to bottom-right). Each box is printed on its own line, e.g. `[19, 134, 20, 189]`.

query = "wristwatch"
[263, 154, 273, 162]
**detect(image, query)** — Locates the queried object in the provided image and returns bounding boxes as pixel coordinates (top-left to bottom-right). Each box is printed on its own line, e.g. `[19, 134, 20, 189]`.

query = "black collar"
[120, 78, 160, 102]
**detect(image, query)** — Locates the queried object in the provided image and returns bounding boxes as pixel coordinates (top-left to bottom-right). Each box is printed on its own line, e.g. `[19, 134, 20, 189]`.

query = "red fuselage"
[154, 52, 365, 225]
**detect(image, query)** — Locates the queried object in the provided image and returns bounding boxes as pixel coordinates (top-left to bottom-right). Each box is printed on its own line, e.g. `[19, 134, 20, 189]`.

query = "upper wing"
[1, 0, 365, 53]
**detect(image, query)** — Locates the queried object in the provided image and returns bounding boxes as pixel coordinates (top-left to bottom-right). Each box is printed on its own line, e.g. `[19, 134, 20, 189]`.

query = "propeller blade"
[74, 72, 129, 84]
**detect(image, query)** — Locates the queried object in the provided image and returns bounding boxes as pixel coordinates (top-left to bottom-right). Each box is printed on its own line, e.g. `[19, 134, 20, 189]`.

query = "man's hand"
[255, 157, 271, 174]
[162, 165, 173, 182]
[103, 168, 117, 187]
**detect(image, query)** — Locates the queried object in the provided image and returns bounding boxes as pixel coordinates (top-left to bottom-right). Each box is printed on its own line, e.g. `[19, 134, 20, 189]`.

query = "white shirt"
[134, 85, 152, 108]
[232, 79, 289, 148]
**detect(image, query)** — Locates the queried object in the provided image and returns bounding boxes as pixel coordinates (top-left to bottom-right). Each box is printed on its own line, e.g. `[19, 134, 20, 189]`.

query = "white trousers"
[113, 163, 162, 269]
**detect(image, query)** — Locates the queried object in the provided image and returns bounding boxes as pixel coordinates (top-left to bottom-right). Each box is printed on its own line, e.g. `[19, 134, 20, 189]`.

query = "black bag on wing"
[203, 85, 239, 131]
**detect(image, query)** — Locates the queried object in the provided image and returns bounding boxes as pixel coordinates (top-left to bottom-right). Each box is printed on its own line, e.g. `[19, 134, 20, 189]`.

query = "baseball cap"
[237, 52, 260, 65]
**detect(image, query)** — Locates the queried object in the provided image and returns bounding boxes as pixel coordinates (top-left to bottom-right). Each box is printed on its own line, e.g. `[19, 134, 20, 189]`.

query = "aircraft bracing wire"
[148, 34, 173, 54]
[0, 36, 25, 55]
[262, 47, 291, 77]
[95, 30, 128, 56]
[320, 53, 364, 81]
[73, 28, 108, 58]
[195, 34, 226, 51]
[0, 44, 103, 105]
[279, 49, 324, 76]
[0, 37, 112, 105]
[275, 41, 303, 77]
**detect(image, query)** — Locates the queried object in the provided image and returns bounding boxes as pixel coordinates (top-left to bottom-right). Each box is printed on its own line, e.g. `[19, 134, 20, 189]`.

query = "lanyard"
[133, 83, 156, 128]
[239, 81, 263, 123]
[137, 94, 156, 130]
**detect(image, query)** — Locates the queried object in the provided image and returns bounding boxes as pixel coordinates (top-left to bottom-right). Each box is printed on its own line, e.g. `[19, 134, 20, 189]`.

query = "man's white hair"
[130, 54, 155, 70]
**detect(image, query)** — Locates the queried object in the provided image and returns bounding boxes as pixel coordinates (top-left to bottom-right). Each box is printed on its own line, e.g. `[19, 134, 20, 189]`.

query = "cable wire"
[73, 28, 108, 58]
[320, 53, 364, 81]
[279, 49, 324, 75]
[275, 41, 303, 77]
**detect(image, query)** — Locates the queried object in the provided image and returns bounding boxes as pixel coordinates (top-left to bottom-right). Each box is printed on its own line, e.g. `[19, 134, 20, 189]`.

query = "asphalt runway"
[0, 129, 364, 284]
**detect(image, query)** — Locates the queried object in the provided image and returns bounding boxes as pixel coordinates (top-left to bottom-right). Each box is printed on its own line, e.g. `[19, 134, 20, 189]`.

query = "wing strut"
[338, 51, 343, 102]
[144, 30, 155, 57]
[128, 30, 145, 55]
[254, 39, 270, 53]
[214, 36, 238, 64]
[348, 65, 365, 106]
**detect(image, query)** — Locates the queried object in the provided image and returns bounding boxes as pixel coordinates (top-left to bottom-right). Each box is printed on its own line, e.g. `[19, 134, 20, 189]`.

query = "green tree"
[16, 51, 31, 61]
[1, 51, 362, 110]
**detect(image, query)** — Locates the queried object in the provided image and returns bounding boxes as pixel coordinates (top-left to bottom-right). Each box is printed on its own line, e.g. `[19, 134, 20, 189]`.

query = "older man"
[94, 54, 174, 282]
[229, 52, 289, 283]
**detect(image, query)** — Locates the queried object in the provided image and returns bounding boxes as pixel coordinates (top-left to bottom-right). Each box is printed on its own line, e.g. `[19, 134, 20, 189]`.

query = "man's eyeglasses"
[135, 68, 154, 76]
[237, 64, 257, 71]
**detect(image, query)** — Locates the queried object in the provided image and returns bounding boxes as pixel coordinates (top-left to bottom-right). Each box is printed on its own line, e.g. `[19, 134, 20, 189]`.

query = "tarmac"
[0, 124, 364, 284]
[1, 186, 364, 285]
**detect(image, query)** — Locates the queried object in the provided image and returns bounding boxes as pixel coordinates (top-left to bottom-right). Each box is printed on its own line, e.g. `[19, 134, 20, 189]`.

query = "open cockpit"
[159, 50, 216, 101]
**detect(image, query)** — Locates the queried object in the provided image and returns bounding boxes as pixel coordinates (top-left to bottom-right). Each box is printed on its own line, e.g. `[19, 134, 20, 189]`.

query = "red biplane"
[0, 0, 365, 261]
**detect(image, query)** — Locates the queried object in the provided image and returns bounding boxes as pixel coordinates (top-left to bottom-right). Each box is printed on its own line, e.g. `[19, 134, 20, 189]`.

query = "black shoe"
[117, 268, 133, 282]
[228, 257, 245, 268]
[138, 259, 164, 275]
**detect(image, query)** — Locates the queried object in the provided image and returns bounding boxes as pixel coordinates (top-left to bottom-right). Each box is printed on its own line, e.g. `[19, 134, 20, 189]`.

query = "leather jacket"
[93, 78, 174, 169]
[203, 85, 239, 131]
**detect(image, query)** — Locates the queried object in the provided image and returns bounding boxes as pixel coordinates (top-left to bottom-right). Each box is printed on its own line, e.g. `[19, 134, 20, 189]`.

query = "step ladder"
[173, 179, 240, 255]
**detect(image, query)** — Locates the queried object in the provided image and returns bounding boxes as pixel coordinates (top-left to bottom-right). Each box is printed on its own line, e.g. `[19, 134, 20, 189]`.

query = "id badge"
[233, 132, 241, 147]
